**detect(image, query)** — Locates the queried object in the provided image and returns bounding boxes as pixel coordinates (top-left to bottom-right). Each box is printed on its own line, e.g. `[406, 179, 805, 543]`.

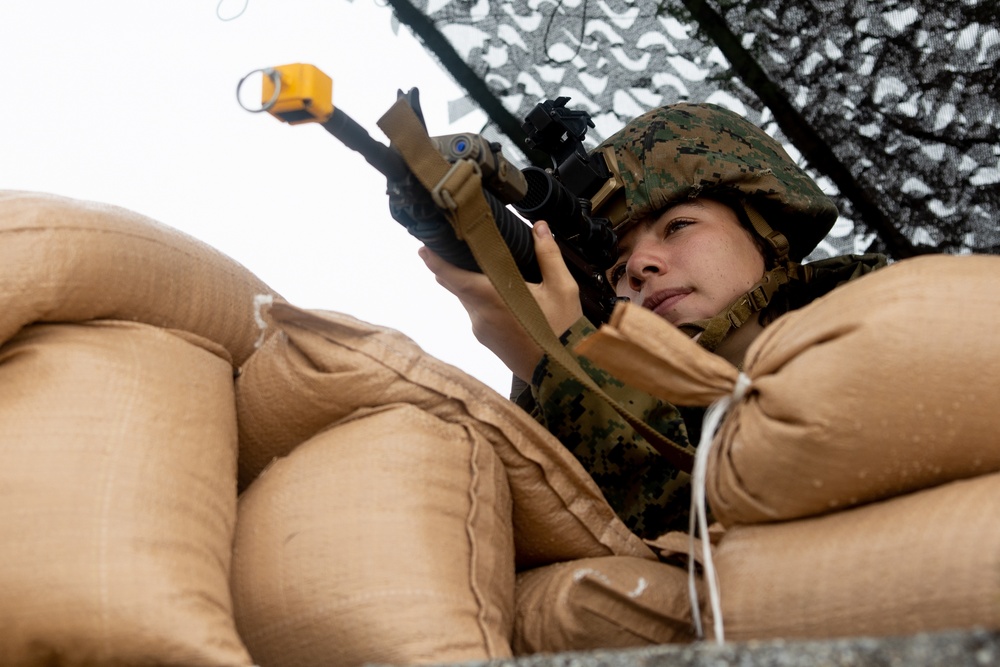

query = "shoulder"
[796, 253, 889, 303]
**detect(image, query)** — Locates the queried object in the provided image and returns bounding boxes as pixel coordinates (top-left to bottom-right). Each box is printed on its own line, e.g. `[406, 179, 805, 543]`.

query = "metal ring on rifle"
[236, 67, 281, 113]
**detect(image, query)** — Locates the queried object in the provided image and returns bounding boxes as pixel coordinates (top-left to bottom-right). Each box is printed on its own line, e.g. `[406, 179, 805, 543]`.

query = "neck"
[713, 313, 764, 368]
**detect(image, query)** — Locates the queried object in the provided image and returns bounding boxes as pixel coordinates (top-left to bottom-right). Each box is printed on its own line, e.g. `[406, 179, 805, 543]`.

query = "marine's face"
[608, 199, 766, 326]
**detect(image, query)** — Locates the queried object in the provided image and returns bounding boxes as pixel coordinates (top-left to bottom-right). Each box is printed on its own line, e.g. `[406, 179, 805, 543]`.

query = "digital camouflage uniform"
[516, 103, 888, 540]
[515, 317, 696, 539]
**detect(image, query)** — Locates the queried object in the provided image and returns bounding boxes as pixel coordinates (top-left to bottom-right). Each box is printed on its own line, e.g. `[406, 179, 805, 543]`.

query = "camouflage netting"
[384, 0, 999, 261]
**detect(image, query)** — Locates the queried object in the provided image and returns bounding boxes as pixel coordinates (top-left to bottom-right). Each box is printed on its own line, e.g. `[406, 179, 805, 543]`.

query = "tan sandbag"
[711, 471, 1000, 640]
[232, 404, 514, 666]
[0, 321, 251, 666]
[0, 190, 277, 365]
[513, 556, 698, 655]
[236, 302, 654, 568]
[578, 255, 1000, 524]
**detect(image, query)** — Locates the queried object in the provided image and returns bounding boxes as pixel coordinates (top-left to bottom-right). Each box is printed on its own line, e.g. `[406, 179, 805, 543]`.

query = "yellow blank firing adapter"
[255, 63, 334, 124]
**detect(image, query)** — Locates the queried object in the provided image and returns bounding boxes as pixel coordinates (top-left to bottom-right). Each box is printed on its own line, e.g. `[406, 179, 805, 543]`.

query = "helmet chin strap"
[677, 202, 798, 353]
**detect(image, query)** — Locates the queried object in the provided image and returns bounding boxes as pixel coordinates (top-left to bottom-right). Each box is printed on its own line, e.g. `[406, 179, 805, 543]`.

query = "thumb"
[532, 221, 573, 285]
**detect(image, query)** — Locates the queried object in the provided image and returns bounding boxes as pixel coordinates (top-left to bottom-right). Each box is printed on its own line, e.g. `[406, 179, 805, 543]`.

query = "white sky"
[0, 1, 517, 395]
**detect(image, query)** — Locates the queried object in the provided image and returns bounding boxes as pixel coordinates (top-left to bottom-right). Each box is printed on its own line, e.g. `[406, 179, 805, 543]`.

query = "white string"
[252, 293, 274, 349]
[688, 371, 751, 644]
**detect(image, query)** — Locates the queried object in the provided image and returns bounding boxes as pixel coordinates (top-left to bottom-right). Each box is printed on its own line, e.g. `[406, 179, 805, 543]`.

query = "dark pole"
[678, 0, 926, 258]
[382, 0, 549, 168]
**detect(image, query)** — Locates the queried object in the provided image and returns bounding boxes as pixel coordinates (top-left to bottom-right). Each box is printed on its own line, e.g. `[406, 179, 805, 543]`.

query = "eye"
[664, 219, 693, 236]
[609, 263, 627, 285]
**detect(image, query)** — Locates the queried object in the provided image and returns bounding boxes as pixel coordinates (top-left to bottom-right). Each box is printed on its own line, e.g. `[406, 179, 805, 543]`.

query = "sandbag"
[236, 302, 654, 568]
[0, 321, 250, 666]
[710, 471, 1000, 640]
[513, 556, 697, 655]
[0, 190, 278, 365]
[577, 255, 1000, 524]
[231, 404, 514, 666]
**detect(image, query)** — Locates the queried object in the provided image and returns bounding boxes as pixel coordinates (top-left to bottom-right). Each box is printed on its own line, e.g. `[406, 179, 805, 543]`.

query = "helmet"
[590, 103, 837, 263]
[588, 103, 839, 350]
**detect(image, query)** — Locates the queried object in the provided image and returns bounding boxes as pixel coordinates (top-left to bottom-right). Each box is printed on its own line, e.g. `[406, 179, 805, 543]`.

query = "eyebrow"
[615, 200, 707, 260]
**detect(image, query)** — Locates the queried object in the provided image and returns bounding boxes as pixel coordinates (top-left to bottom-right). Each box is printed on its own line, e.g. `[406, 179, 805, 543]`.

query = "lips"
[642, 287, 692, 318]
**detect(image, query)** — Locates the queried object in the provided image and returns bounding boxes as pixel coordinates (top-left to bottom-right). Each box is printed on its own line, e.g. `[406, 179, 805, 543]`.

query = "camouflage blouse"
[516, 317, 699, 540]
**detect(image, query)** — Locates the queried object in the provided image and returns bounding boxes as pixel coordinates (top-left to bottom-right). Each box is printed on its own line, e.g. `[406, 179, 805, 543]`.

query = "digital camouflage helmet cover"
[591, 102, 838, 263]
[589, 103, 840, 348]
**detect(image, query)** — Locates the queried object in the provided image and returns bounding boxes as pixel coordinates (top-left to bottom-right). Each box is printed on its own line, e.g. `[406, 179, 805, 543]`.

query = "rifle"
[238, 63, 621, 325]
[237, 63, 696, 475]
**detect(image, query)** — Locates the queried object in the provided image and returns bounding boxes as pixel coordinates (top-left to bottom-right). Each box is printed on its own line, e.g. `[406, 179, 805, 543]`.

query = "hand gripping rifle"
[238, 63, 620, 325]
[238, 63, 695, 474]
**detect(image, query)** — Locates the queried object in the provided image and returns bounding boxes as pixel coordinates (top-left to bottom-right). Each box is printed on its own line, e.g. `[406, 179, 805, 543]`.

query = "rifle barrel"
[321, 108, 409, 182]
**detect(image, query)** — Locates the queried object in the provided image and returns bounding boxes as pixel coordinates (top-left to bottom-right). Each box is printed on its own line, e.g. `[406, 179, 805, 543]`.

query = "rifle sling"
[378, 98, 695, 475]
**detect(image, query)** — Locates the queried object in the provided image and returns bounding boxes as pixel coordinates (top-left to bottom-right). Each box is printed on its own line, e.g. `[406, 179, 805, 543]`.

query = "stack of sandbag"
[231, 302, 700, 665]
[0, 191, 275, 665]
[577, 254, 1000, 641]
[0, 190, 701, 664]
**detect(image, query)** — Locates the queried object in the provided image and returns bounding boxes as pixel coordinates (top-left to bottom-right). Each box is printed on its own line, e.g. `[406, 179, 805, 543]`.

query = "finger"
[417, 245, 443, 274]
[532, 221, 576, 289]
[419, 246, 465, 283]
[418, 246, 492, 297]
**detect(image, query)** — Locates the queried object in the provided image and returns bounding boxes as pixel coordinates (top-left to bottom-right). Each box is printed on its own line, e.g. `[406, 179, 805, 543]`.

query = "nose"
[624, 237, 667, 292]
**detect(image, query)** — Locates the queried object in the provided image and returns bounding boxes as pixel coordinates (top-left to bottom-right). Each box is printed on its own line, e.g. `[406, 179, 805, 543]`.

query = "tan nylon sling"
[377, 98, 695, 475]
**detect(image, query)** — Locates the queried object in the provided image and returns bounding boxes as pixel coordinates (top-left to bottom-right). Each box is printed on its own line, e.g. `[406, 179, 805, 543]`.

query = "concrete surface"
[407, 628, 1000, 667]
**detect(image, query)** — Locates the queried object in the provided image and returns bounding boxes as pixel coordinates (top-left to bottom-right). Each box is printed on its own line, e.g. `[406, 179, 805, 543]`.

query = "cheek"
[738, 253, 766, 289]
[714, 237, 766, 296]
[733, 228, 766, 277]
